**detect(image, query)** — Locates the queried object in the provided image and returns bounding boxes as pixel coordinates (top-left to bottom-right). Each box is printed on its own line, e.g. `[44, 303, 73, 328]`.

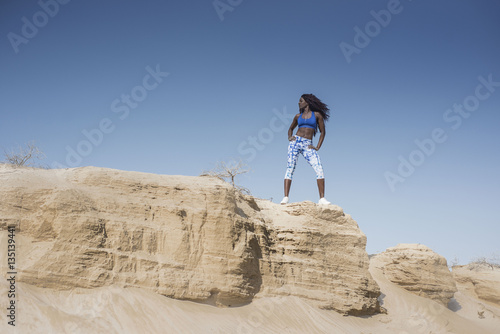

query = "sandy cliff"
[2, 165, 500, 333]
[453, 263, 500, 308]
[371, 243, 457, 306]
[0, 165, 379, 315]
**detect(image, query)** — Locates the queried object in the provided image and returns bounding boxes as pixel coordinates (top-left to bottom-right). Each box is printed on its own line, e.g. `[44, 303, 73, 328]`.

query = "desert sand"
[1, 164, 499, 333]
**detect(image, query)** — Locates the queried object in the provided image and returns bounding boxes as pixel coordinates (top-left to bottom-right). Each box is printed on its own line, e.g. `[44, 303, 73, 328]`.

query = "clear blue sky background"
[1, 0, 499, 264]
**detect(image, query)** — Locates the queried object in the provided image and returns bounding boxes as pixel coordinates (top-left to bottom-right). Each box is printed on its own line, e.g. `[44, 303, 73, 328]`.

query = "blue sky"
[1, 0, 499, 264]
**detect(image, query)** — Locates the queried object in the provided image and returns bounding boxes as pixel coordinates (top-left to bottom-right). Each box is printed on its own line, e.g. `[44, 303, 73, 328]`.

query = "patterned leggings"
[284, 135, 324, 180]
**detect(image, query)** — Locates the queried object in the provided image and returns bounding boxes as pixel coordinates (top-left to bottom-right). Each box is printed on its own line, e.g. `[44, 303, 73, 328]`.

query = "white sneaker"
[280, 196, 289, 205]
[318, 198, 331, 205]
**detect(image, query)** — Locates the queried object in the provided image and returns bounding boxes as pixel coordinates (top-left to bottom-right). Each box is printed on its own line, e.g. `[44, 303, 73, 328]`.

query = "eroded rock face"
[0, 165, 380, 315]
[453, 264, 500, 307]
[254, 201, 380, 315]
[371, 244, 457, 306]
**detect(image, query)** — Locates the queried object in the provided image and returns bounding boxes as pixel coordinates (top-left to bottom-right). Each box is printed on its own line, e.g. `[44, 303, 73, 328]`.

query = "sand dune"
[1, 264, 499, 333]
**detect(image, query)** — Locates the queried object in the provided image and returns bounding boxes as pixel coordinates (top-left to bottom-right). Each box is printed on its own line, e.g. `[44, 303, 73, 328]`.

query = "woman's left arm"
[313, 112, 326, 150]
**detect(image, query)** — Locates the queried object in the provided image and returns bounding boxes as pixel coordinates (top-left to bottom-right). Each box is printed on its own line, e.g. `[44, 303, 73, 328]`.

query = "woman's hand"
[308, 145, 318, 150]
[288, 136, 296, 141]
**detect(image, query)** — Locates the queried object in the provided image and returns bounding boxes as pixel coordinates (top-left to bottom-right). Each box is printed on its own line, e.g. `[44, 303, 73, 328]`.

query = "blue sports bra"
[298, 112, 316, 129]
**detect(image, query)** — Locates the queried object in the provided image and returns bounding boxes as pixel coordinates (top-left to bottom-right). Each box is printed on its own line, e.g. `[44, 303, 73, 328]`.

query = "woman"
[281, 94, 331, 205]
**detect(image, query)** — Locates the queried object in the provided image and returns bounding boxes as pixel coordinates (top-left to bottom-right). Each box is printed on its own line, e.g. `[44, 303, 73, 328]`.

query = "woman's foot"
[318, 197, 331, 205]
[280, 196, 289, 205]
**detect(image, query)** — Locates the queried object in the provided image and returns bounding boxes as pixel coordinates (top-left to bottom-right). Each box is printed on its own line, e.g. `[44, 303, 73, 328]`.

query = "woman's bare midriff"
[295, 127, 314, 140]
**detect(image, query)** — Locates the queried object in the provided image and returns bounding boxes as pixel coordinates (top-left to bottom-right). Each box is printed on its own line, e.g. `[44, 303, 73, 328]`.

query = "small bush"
[466, 256, 500, 271]
[201, 158, 251, 194]
[3, 141, 46, 167]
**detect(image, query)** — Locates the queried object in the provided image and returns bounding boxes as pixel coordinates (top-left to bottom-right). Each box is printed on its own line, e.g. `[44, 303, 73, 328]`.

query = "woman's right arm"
[288, 114, 299, 141]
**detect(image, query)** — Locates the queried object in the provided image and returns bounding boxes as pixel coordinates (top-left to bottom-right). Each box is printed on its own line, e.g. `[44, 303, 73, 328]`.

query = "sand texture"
[372, 243, 457, 306]
[1, 164, 499, 333]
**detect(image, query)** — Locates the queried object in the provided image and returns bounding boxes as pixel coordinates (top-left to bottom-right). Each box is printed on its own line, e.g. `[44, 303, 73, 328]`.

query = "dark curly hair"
[301, 93, 330, 137]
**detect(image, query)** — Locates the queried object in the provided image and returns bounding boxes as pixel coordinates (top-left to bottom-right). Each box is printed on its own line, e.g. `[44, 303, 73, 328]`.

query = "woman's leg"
[284, 138, 300, 190]
[284, 178, 292, 197]
[303, 146, 326, 199]
[317, 178, 325, 199]
[282, 137, 301, 202]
